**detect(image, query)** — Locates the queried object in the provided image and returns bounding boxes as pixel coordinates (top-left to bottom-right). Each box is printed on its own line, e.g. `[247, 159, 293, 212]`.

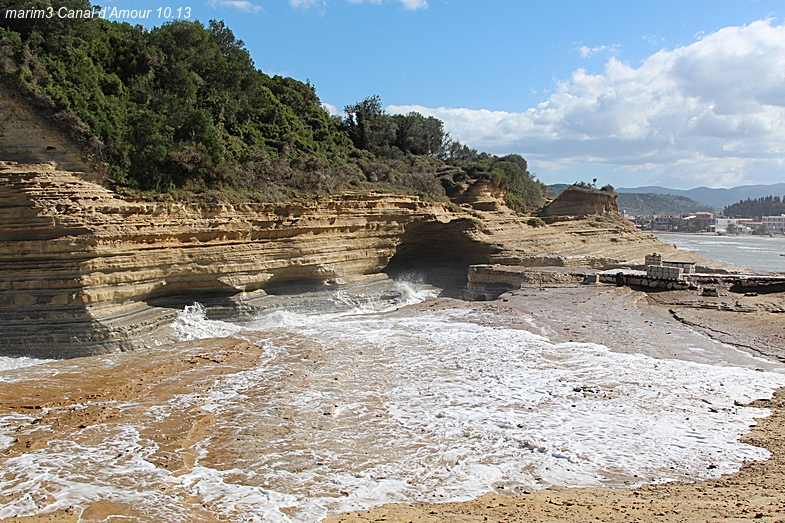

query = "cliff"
[0, 162, 496, 356]
[0, 82, 94, 174]
[541, 185, 619, 218]
[0, 161, 687, 358]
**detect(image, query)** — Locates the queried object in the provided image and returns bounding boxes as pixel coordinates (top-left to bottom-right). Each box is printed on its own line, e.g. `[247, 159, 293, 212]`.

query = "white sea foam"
[1, 290, 783, 522]
[169, 302, 248, 341]
[0, 356, 55, 381]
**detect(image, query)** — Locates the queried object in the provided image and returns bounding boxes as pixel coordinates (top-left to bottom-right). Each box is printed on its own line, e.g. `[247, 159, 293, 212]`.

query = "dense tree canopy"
[0, 3, 545, 210]
[723, 196, 785, 219]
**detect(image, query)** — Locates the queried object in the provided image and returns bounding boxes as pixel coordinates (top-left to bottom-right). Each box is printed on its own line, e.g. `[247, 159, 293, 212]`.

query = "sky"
[92, 1, 784, 189]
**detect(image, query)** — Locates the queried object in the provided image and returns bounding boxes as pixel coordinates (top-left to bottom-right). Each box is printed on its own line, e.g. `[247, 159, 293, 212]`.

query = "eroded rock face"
[541, 186, 619, 218]
[1, 162, 488, 357]
[0, 84, 92, 173]
[0, 163, 685, 358]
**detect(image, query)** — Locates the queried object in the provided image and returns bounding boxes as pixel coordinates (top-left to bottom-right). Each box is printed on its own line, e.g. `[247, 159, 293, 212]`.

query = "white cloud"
[390, 20, 785, 188]
[398, 0, 428, 9]
[206, 0, 262, 13]
[321, 102, 340, 116]
[578, 44, 620, 58]
[290, 0, 326, 8]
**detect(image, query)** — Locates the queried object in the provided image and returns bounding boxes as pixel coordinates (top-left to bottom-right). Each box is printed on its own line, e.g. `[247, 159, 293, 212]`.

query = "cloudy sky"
[106, 1, 783, 188]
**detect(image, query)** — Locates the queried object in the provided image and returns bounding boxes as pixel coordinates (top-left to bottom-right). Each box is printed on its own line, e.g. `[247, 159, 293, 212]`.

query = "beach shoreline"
[327, 284, 785, 523]
[1, 282, 783, 523]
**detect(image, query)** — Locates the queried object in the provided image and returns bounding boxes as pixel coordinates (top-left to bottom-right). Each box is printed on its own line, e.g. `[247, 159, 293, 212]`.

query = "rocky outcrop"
[463, 265, 595, 300]
[541, 185, 618, 218]
[0, 161, 690, 357]
[0, 162, 499, 357]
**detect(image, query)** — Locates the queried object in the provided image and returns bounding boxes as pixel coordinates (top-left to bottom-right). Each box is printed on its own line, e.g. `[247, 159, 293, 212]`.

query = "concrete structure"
[714, 218, 752, 234]
[643, 252, 694, 280]
[763, 215, 785, 234]
[663, 260, 695, 275]
[644, 253, 662, 266]
[647, 265, 684, 280]
[695, 212, 715, 225]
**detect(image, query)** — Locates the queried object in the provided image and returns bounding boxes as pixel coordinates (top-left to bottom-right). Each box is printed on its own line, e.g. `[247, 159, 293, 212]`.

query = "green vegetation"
[615, 193, 713, 216]
[666, 216, 709, 233]
[547, 181, 614, 198]
[0, 3, 546, 210]
[526, 217, 545, 228]
[723, 195, 785, 219]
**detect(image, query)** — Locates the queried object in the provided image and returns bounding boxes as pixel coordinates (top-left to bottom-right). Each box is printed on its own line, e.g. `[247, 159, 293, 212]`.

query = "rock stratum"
[0, 160, 694, 358]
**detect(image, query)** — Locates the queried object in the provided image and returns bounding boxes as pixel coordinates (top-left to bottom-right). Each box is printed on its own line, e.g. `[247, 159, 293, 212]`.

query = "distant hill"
[616, 193, 713, 216]
[617, 183, 785, 209]
[547, 184, 713, 216]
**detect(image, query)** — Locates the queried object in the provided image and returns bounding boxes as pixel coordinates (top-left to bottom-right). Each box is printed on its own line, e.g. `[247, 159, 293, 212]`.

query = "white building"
[762, 215, 785, 233]
[714, 218, 752, 234]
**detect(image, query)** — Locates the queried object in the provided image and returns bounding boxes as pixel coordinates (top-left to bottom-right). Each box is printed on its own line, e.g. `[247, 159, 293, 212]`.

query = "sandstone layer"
[0, 83, 92, 174]
[1, 160, 691, 358]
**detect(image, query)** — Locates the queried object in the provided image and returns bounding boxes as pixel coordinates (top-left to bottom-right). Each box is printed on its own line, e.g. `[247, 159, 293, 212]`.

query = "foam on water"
[170, 302, 248, 341]
[1, 283, 784, 522]
[0, 357, 55, 382]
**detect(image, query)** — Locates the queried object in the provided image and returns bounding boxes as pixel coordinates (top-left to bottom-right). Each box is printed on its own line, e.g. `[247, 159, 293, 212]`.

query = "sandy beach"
[1, 282, 784, 522]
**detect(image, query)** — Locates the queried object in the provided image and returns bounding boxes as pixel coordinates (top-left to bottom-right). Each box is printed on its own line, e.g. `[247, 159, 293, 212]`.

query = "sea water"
[0, 279, 784, 522]
[653, 233, 785, 273]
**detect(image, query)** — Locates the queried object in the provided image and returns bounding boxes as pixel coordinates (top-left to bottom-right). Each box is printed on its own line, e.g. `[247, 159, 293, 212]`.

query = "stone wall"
[663, 260, 696, 274]
[647, 265, 684, 281]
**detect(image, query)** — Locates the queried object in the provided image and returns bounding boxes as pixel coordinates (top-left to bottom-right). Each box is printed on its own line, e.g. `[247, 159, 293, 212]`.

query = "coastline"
[326, 284, 785, 523]
[0, 281, 783, 522]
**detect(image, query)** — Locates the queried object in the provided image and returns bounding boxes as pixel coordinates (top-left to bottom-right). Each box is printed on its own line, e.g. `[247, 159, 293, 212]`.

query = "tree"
[343, 95, 395, 152]
[391, 112, 446, 156]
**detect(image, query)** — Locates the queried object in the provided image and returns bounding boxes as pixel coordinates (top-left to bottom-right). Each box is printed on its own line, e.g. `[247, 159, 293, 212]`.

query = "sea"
[1, 262, 784, 520]
[653, 232, 785, 273]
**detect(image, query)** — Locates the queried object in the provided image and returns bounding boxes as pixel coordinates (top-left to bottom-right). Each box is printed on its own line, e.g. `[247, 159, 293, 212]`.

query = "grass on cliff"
[0, 2, 546, 212]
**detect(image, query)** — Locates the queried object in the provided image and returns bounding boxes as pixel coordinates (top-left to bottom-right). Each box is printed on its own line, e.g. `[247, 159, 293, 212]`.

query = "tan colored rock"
[541, 185, 619, 218]
[0, 162, 688, 357]
[0, 83, 92, 173]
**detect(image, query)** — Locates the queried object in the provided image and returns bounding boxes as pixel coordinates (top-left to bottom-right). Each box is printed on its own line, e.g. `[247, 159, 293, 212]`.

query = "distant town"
[623, 211, 785, 235]
[548, 183, 785, 236]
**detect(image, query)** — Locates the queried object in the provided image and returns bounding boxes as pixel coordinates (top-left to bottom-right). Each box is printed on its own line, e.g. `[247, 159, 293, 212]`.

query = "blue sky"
[98, 1, 784, 189]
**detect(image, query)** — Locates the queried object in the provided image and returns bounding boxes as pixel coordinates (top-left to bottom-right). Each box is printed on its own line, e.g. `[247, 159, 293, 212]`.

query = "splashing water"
[0, 278, 783, 522]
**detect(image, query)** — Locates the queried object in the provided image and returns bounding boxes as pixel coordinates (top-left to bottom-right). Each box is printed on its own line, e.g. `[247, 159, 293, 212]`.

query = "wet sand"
[1, 283, 784, 522]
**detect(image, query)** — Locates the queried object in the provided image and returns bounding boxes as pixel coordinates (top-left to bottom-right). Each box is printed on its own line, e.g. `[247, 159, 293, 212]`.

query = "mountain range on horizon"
[616, 183, 785, 210]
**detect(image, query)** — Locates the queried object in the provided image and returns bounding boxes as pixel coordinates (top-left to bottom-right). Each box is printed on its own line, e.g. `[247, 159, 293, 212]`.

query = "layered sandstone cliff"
[0, 162, 498, 356]
[541, 185, 619, 218]
[0, 161, 688, 357]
